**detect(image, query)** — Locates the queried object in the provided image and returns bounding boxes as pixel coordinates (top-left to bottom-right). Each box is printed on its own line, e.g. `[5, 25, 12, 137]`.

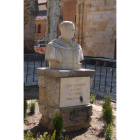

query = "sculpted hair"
[59, 21, 74, 31]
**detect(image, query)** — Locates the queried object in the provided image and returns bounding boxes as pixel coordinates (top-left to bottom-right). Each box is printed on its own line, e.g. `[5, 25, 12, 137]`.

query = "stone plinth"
[37, 67, 95, 131]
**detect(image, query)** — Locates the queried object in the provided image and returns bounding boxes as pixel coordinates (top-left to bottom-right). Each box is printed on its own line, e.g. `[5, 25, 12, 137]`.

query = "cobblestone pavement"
[24, 61, 116, 100]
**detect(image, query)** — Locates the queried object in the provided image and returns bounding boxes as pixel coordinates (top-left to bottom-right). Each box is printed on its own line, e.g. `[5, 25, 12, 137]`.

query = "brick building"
[24, 0, 38, 51]
[35, 0, 47, 40]
[57, 0, 77, 37]
[75, 0, 116, 59]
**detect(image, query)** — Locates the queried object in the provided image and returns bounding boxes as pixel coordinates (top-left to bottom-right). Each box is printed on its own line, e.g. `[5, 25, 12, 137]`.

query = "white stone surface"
[45, 21, 84, 69]
[59, 77, 90, 107]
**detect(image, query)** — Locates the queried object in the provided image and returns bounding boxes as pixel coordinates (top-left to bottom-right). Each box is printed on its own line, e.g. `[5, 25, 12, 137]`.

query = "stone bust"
[45, 21, 84, 69]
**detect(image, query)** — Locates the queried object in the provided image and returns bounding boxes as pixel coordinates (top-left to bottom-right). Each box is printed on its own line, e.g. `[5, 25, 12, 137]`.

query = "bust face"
[60, 23, 75, 42]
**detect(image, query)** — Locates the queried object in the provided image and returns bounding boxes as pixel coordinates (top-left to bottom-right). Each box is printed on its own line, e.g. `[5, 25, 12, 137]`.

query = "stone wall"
[75, 0, 116, 59]
[24, 0, 38, 51]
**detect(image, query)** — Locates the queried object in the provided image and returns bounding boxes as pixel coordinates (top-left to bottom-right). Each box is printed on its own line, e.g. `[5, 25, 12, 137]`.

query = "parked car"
[37, 37, 45, 47]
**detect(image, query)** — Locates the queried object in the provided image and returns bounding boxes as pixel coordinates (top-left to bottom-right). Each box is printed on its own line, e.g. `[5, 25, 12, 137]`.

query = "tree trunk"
[24, 0, 38, 52]
[45, 0, 61, 67]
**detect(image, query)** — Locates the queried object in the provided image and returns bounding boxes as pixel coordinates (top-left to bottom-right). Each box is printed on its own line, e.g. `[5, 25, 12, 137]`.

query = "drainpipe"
[78, 4, 80, 44]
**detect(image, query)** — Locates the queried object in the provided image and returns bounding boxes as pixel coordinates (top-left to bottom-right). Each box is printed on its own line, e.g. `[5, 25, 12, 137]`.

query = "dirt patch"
[24, 86, 116, 140]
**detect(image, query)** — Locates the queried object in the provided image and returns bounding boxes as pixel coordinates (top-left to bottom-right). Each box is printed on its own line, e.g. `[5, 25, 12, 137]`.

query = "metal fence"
[81, 58, 116, 100]
[24, 54, 116, 100]
[24, 54, 45, 85]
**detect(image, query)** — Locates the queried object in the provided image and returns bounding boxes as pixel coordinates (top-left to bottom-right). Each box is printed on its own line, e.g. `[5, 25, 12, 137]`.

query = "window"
[38, 24, 41, 33]
[75, 15, 76, 23]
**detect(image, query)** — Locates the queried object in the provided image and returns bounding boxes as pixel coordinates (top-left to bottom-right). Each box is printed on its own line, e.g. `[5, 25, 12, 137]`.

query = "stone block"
[47, 104, 93, 131]
[60, 77, 90, 107]
[39, 87, 47, 104]
[45, 76, 60, 107]
[60, 104, 92, 127]
[37, 68, 95, 78]
[37, 67, 46, 75]
[38, 75, 46, 87]
[38, 103, 49, 117]
[39, 115, 51, 128]
[49, 107, 60, 119]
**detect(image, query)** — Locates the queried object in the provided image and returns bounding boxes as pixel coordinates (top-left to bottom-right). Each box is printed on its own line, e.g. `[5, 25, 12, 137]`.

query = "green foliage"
[105, 123, 114, 140]
[24, 130, 56, 140]
[24, 130, 69, 140]
[24, 130, 33, 140]
[52, 112, 64, 139]
[102, 92, 115, 125]
[90, 94, 96, 104]
[29, 99, 36, 114]
[102, 93, 111, 110]
[102, 106, 114, 125]
[50, 130, 56, 140]
[64, 135, 70, 140]
[24, 97, 28, 118]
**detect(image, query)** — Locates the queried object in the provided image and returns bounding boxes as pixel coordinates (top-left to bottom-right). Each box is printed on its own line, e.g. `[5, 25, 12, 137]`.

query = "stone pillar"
[75, 0, 84, 46]
[37, 67, 95, 132]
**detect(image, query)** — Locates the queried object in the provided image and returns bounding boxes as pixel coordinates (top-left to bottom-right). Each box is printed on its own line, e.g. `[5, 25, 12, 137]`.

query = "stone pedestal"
[37, 67, 95, 132]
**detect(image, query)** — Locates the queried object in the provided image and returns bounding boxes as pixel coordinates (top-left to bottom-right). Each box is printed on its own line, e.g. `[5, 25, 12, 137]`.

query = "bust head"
[59, 21, 75, 42]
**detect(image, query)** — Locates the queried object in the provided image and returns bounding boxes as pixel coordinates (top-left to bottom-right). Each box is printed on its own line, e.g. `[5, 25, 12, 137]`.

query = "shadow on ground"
[24, 124, 50, 138]
[96, 129, 105, 138]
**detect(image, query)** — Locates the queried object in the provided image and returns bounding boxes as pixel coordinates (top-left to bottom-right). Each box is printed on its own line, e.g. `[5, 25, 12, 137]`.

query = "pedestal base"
[39, 104, 92, 132]
[37, 67, 95, 132]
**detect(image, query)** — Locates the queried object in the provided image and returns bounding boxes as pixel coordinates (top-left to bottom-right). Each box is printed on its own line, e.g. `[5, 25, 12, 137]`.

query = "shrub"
[105, 123, 114, 140]
[29, 99, 36, 114]
[90, 94, 96, 104]
[102, 92, 115, 125]
[52, 112, 64, 139]
[102, 106, 114, 125]
[102, 93, 115, 139]
[24, 97, 28, 118]
[102, 93, 111, 110]
[24, 130, 56, 140]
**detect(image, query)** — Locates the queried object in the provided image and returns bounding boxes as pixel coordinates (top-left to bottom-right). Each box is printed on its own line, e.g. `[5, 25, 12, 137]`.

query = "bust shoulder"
[47, 37, 80, 50]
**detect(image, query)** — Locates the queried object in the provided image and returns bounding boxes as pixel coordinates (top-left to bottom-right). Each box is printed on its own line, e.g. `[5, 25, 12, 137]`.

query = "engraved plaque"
[59, 77, 90, 107]
[60, 105, 92, 126]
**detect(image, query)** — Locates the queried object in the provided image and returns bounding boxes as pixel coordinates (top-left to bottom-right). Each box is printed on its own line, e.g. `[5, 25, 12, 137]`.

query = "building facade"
[75, 0, 116, 59]
[35, 0, 77, 39]
[34, 0, 116, 59]
[35, 0, 47, 40]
